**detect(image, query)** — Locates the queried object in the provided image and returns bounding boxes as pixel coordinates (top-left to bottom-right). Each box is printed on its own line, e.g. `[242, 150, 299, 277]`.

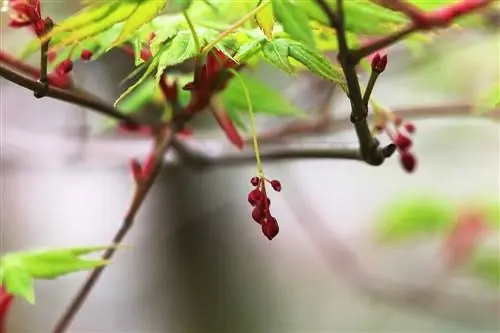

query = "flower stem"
[202, 0, 271, 55]
[183, 10, 201, 52]
[230, 69, 263, 174]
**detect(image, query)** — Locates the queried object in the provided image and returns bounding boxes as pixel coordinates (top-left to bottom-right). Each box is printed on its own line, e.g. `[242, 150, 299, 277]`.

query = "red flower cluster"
[183, 49, 241, 113]
[7, 0, 45, 36]
[0, 286, 14, 333]
[248, 176, 281, 240]
[374, 116, 417, 173]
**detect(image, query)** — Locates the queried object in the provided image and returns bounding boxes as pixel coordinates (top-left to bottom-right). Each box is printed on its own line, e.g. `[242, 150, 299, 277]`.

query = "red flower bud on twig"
[371, 53, 388, 73]
[80, 49, 93, 61]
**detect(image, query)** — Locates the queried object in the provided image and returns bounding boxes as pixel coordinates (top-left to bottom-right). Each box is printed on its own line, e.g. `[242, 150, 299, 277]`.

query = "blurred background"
[1, 1, 499, 332]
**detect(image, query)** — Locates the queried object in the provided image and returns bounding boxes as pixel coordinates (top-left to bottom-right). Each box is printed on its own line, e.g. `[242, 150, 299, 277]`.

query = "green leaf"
[255, 0, 275, 40]
[116, 77, 157, 113]
[297, 0, 408, 36]
[287, 40, 347, 93]
[1, 257, 35, 303]
[221, 72, 304, 117]
[114, 50, 162, 106]
[0, 245, 121, 303]
[225, 103, 248, 131]
[468, 249, 500, 287]
[272, 0, 315, 47]
[234, 39, 265, 63]
[478, 82, 500, 111]
[164, 0, 194, 13]
[155, 30, 199, 83]
[20, 2, 121, 58]
[261, 39, 294, 73]
[57, 1, 140, 48]
[373, 195, 457, 243]
[1, 246, 118, 280]
[112, 0, 166, 47]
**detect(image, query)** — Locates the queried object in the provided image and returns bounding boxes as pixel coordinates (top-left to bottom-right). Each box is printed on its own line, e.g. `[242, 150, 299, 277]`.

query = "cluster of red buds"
[248, 175, 281, 240]
[7, 0, 45, 36]
[374, 114, 417, 173]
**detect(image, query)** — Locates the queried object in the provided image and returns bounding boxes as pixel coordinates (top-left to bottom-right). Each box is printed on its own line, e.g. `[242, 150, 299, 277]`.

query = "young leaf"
[1, 259, 35, 304]
[114, 48, 163, 106]
[468, 249, 500, 287]
[115, 77, 157, 113]
[20, 2, 121, 58]
[57, 1, 140, 48]
[287, 40, 348, 93]
[373, 195, 457, 243]
[112, 0, 167, 47]
[155, 30, 199, 83]
[221, 72, 304, 117]
[261, 39, 294, 73]
[255, 0, 275, 40]
[272, 0, 315, 47]
[164, 0, 194, 13]
[234, 39, 265, 63]
[1, 245, 117, 280]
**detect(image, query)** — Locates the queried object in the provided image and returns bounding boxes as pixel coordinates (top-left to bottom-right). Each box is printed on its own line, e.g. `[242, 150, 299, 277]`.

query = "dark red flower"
[183, 49, 240, 113]
[248, 175, 282, 240]
[8, 0, 46, 36]
[80, 49, 93, 61]
[0, 286, 14, 333]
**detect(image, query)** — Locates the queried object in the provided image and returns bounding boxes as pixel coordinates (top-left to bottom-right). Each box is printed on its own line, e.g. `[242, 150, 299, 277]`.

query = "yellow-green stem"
[230, 69, 263, 174]
[183, 11, 201, 51]
[203, 0, 271, 55]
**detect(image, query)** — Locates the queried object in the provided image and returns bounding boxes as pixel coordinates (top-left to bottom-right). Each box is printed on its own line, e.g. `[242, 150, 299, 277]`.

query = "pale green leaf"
[114, 50, 163, 106]
[468, 249, 500, 287]
[164, 0, 194, 13]
[1, 245, 119, 280]
[20, 1, 121, 58]
[287, 40, 347, 92]
[1, 258, 35, 304]
[155, 30, 198, 83]
[373, 195, 457, 243]
[112, 0, 166, 47]
[261, 39, 294, 73]
[57, 1, 140, 48]
[116, 77, 157, 113]
[272, 0, 315, 47]
[221, 72, 304, 117]
[234, 39, 265, 63]
[255, 0, 275, 40]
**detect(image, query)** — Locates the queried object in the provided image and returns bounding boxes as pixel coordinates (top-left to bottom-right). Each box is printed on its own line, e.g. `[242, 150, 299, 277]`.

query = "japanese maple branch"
[316, 0, 387, 166]
[52, 112, 193, 333]
[351, 0, 494, 61]
[248, 104, 500, 145]
[0, 63, 139, 125]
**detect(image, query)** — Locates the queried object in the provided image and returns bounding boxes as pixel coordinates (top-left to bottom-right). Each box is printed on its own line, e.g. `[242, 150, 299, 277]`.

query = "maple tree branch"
[351, 0, 495, 61]
[315, 0, 386, 166]
[34, 17, 53, 98]
[248, 104, 500, 145]
[0, 63, 139, 125]
[52, 112, 193, 333]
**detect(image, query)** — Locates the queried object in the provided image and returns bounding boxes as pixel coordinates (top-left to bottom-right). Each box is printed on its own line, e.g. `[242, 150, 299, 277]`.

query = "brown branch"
[52, 112, 193, 333]
[315, 0, 386, 166]
[0, 64, 139, 125]
[248, 104, 500, 145]
[352, 0, 495, 61]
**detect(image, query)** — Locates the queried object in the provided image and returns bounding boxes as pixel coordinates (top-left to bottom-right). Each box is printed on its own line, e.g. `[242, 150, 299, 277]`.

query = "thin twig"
[34, 17, 53, 98]
[249, 104, 500, 145]
[52, 113, 192, 333]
